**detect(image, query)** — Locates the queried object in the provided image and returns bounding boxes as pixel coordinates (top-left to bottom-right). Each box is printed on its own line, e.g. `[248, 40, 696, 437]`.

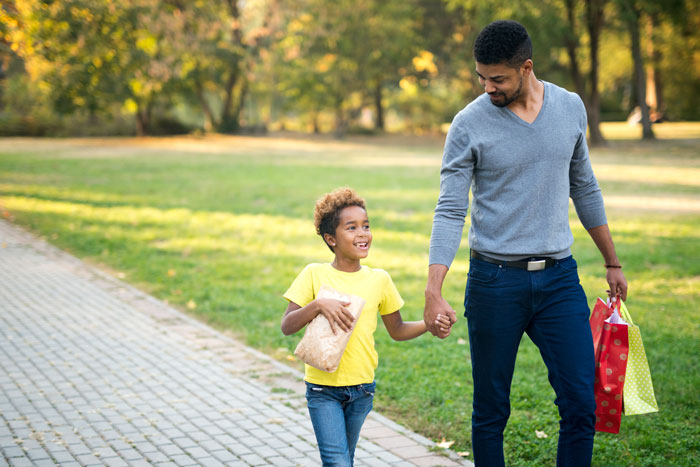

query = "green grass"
[1, 125, 699, 466]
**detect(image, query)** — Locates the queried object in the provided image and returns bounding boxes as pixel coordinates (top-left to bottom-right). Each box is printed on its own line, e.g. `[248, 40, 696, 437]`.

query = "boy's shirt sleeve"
[379, 271, 405, 316]
[283, 265, 315, 307]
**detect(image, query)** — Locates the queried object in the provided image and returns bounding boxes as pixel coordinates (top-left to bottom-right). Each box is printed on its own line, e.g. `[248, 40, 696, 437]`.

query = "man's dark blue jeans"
[464, 255, 596, 467]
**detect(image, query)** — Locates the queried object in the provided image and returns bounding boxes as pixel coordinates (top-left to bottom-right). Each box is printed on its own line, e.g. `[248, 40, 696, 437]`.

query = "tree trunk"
[219, 67, 240, 132]
[564, 0, 588, 101]
[312, 111, 320, 134]
[628, 5, 654, 139]
[0, 53, 7, 111]
[586, 0, 607, 146]
[374, 81, 385, 131]
[135, 101, 151, 136]
[334, 97, 346, 139]
[194, 77, 215, 132]
[649, 14, 665, 118]
[232, 76, 249, 127]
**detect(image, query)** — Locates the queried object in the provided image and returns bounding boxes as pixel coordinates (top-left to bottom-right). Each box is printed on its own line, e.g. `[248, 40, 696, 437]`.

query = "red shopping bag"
[590, 298, 630, 433]
[590, 298, 614, 351]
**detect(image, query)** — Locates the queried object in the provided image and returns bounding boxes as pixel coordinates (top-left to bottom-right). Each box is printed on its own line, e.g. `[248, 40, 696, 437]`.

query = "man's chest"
[472, 123, 580, 171]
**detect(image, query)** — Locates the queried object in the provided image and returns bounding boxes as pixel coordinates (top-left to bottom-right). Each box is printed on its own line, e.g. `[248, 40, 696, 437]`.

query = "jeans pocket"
[556, 256, 578, 271]
[360, 382, 376, 397]
[468, 259, 501, 284]
[305, 382, 326, 399]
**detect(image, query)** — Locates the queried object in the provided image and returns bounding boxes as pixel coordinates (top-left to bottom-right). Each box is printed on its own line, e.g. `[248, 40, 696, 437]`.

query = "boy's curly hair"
[314, 188, 366, 252]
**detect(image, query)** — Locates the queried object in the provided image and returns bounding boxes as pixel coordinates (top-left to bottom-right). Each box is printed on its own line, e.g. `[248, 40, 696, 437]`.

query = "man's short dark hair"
[473, 20, 532, 68]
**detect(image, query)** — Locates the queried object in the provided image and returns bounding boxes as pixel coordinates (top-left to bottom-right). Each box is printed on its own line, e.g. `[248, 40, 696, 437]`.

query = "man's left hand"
[606, 267, 628, 301]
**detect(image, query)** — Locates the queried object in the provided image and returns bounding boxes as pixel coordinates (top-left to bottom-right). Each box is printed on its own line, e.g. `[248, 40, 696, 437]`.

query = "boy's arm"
[281, 299, 355, 336]
[382, 310, 452, 341]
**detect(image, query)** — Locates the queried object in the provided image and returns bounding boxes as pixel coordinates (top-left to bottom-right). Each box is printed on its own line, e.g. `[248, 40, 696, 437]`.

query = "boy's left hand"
[435, 314, 453, 338]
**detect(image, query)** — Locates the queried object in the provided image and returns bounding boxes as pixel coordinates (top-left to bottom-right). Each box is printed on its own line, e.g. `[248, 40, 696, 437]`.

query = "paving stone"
[0, 219, 472, 467]
[1, 447, 24, 459]
[8, 458, 33, 467]
[169, 454, 198, 466]
[102, 457, 130, 467]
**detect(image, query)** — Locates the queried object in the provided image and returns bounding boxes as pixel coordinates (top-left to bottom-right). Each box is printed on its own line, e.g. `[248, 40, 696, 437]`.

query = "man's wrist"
[425, 288, 442, 300]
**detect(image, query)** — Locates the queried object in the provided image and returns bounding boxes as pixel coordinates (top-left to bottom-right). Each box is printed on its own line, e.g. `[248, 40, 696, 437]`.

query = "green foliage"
[0, 1, 698, 136]
[0, 131, 698, 464]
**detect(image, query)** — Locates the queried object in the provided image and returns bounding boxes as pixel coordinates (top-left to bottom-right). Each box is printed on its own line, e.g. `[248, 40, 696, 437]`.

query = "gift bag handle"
[606, 296, 622, 312]
[618, 299, 635, 325]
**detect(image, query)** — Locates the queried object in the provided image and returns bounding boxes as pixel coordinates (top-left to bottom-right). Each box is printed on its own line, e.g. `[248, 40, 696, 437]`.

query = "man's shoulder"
[545, 81, 585, 110]
[458, 93, 492, 119]
[448, 93, 493, 133]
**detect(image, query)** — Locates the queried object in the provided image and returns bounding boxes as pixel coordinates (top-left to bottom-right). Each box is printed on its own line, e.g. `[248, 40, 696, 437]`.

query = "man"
[423, 20, 628, 467]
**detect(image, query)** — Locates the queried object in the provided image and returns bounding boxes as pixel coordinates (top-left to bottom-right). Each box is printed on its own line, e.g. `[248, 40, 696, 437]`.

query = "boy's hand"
[435, 313, 453, 338]
[316, 298, 355, 334]
[424, 292, 457, 338]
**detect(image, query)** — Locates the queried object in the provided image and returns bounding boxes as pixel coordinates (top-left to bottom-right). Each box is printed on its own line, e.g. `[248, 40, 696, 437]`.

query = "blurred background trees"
[1, 0, 698, 141]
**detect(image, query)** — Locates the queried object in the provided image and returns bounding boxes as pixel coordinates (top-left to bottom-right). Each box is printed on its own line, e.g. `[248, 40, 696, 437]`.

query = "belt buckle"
[527, 259, 546, 271]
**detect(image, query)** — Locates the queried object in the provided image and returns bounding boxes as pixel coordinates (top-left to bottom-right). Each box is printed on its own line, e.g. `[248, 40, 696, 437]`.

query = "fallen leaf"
[457, 451, 470, 457]
[187, 299, 197, 309]
[436, 438, 454, 449]
[535, 430, 548, 439]
[286, 355, 296, 361]
[167, 269, 177, 277]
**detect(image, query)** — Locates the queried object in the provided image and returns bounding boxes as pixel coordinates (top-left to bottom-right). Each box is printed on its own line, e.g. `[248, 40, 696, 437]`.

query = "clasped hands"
[424, 293, 457, 339]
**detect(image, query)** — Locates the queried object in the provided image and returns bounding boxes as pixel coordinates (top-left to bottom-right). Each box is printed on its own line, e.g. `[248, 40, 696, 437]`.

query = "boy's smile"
[326, 205, 372, 271]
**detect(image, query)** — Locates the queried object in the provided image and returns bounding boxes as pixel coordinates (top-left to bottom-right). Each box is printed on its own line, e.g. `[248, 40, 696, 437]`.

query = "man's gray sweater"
[429, 81, 607, 266]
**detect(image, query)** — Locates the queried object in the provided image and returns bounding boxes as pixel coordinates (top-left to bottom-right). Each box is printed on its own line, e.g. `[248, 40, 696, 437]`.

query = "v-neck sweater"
[429, 81, 607, 265]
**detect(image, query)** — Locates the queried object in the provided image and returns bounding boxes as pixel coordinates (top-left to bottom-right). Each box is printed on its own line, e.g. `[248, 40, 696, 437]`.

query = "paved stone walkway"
[0, 220, 472, 467]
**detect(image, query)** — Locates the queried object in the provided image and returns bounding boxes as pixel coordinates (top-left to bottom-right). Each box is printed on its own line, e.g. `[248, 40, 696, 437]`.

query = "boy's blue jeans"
[305, 381, 375, 467]
[465, 255, 596, 467]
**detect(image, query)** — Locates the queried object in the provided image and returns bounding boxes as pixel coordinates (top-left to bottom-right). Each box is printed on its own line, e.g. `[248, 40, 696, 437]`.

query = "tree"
[617, 0, 654, 139]
[585, 0, 608, 145]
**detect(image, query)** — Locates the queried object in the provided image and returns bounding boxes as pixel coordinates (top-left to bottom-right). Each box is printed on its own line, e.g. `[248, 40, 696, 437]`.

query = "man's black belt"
[470, 250, 557, 271]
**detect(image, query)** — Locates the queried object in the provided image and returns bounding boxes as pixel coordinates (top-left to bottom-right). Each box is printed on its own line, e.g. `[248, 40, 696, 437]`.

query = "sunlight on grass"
[604, 195, 700, 213]
[2, 195, 450, 280]
[1, 135, 698, 466]
[601, 121, 700, 140]
[593, 165, 700, 187]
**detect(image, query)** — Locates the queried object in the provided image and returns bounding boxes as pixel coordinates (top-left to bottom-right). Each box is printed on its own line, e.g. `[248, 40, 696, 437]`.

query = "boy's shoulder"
[362, 265, 393, 281]
[302, 262, 326, 271]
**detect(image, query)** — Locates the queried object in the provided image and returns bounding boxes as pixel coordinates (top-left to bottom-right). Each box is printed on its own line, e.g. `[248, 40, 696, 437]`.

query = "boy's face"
[327, 205, 372, 262]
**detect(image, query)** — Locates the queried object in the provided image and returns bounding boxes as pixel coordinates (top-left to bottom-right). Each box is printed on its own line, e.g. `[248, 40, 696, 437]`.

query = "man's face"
[475, 62, 525, 107]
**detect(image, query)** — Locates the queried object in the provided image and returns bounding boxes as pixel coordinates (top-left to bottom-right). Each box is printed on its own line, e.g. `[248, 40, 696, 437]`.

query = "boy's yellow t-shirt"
[284, 263, 404, 386]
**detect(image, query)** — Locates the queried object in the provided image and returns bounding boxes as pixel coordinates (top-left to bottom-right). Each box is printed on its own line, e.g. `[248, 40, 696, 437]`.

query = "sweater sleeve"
[429, 112, 475, 267]
[569, 96, 607, 229]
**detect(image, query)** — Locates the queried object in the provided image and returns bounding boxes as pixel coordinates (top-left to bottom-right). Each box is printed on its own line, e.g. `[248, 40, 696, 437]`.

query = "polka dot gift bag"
[590, 298, 629, 433]
[618, 300, 659, 416]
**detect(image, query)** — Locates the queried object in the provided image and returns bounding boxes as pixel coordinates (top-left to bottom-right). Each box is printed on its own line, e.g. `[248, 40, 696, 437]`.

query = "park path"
[0, 219, 471, 467]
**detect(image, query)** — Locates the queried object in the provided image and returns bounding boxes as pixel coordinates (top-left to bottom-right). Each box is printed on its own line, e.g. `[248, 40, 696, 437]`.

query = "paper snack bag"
[294, 285, 365, 372]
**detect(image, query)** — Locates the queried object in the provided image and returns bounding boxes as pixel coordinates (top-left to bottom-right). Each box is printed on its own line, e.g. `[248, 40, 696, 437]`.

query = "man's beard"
[488, 76, 523, 107]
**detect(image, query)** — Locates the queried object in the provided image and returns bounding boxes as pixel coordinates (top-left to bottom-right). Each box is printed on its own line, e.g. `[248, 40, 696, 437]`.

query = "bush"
[0, 114, 58, 136]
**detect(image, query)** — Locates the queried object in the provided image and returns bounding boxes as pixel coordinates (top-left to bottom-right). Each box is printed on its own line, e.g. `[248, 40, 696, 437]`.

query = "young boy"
[282, 187, 450, 466]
